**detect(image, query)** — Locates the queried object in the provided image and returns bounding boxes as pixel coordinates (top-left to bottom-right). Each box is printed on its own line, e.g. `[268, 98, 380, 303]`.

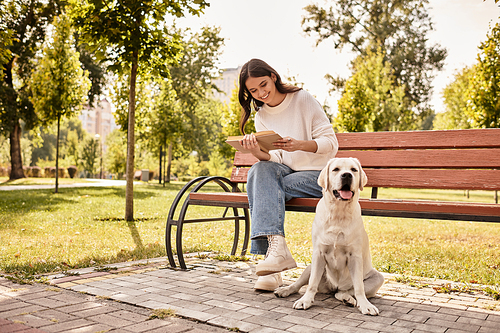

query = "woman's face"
[245, 74, 285, 107]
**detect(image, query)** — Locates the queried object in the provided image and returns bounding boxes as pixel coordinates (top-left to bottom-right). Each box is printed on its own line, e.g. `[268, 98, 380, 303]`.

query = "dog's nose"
[341, 173, 352, 179]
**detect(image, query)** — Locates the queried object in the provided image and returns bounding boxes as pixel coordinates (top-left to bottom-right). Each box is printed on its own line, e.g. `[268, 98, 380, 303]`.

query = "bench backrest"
[230, 128, 500, 192]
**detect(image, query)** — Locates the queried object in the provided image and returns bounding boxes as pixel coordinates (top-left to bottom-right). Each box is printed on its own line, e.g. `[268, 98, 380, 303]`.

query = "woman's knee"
[248, 161, 280, 179]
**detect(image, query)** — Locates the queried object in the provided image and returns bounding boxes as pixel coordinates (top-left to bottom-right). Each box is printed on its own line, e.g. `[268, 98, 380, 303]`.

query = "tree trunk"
[9, 120, 25, 180]
[55, 114, 60, 193]
[167, 142, 173, 183]
[125, 56, 138, 221]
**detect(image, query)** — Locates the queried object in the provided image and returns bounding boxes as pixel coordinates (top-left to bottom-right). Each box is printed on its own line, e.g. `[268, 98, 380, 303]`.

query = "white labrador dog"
[275, 157, 384, 315]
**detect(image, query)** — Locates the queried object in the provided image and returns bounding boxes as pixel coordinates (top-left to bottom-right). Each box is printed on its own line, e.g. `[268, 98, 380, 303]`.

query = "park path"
[1, 255, 499, 333]
[0, 179, 128, 191]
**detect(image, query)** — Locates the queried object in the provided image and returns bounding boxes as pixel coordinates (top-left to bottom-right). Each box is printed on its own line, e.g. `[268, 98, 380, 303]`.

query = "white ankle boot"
[255, 235, 297, 276]
[254, 273, 283, 291]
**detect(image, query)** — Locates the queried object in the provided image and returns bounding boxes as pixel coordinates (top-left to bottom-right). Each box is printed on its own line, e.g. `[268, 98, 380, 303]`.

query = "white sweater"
[255, 89, 338, 171]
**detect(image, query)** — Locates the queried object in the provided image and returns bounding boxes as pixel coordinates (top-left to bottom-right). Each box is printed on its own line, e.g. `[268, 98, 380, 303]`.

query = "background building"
[79, 98, 118, 151]
[213, 66, 241, 104]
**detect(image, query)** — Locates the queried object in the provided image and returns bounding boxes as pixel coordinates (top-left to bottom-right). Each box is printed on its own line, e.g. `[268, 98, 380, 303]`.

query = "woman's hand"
[240, 134, 271, 160]
[273, 137, 318, 153]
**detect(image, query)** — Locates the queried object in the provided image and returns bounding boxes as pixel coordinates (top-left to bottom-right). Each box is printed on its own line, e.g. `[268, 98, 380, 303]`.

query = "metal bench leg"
[230, 207, 240, 256]
[175, 217, 187, 269]
[165, 220, 177, 268]
[241, 208, 250, 256]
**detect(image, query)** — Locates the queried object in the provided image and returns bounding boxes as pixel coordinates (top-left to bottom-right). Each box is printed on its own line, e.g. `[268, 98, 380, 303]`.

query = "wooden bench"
[165, 128, 500, 269]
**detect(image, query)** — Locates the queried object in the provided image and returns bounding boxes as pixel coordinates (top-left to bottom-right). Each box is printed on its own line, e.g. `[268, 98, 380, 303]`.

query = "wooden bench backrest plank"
[336, 128, 500, 149]
[229, 129, 500, 191]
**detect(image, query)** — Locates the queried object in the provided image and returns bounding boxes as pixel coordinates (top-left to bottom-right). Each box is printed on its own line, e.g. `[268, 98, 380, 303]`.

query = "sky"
[176, 0, 500, 114]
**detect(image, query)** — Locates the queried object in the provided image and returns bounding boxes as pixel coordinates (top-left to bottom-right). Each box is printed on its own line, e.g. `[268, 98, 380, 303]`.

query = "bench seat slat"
[336, 149, 500, 169]
[336, 128, 500, 150]
[188, 193, 500, 222]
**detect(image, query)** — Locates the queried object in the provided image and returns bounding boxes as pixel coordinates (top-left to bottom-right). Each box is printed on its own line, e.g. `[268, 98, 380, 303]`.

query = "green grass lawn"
[0, 181, 499, 288]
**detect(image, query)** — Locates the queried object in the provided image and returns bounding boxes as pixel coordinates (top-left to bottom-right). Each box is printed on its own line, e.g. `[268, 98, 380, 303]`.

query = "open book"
[225, 130, 283, 153]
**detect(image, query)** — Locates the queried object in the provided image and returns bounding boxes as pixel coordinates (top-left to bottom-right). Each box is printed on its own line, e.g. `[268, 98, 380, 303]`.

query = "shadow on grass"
[1, 241, 167, 278]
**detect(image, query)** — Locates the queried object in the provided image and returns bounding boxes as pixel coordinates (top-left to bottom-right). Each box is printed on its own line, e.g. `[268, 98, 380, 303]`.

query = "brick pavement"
[1, 256, 499, 332]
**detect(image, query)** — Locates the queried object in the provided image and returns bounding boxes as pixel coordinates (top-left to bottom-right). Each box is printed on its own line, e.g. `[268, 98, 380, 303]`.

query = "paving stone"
[34, 308, 81, 322]
[63, 323, 114, 332]
[208, 316, 261, 332]
[25, 297, 69, 309]
[392, 319, 447, 333]
[358, 321, 413, 333]
[69, 305, 117, 318]
[7, 313, 55, 328]
[56, 301, 103, 314]
[107, 309, 149, 322]
[279, 314, 329, 329]
[0, 304, 45, 318]
[0, 321, 31, 333]
[87, 313, 137, 328]
[40, 318, 95, 332]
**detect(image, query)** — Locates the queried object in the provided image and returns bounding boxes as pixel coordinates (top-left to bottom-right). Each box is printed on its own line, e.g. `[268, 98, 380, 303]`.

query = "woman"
[238, 59, 338, 291]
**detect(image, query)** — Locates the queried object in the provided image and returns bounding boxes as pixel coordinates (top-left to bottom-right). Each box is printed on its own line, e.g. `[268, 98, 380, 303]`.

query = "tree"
[167, 26, 225, 160]
[438, 22, 500, 130]
[302, 0, 447, 116]
[0, 0, 64, 180]
[104, 129, 127, 179]
[466, 22, 500, 128]
[435, 66, 475, 130]
[334, 49, 407, 132]
[29, 12, 91, 193]
[81, 136, 98, 177]
[219, 83, 255, 159]
[72, 0, 209, 221]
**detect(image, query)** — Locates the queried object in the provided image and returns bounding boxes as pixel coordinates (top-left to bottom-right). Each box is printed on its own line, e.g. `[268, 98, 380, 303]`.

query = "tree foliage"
[467, 22, 500, 128]
[29, 12, 91, 192]
[435, 66, 474, 130]
[438, 23, 500, 129]
[302, 0, 447, 122]
[335, 49, 409, 132]
[104, 129, 127, 179]
[219, 82, 255, 159]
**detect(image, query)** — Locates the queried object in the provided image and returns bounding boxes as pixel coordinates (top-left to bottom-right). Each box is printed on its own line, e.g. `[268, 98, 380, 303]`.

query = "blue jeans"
[247, 161, 323, 255]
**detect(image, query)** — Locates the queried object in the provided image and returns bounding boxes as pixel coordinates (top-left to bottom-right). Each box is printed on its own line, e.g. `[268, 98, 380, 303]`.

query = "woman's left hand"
[274, 137, 299, 152]
[273, 137, 318, 153]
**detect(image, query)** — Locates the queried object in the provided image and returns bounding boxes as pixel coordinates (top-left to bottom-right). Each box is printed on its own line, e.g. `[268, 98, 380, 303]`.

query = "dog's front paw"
[293, 295, 314, 310]
[335, 291, 356, 307]
[357, 299, 379, 316]
[274, 286, 293, 298]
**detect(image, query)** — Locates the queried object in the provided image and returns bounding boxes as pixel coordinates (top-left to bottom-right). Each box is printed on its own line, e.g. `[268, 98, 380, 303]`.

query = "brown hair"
[238, 59, 302, 134]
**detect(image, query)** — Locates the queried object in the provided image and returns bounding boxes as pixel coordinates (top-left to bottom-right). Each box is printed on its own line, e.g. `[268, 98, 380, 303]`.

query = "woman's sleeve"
[310, 99, 338, 156]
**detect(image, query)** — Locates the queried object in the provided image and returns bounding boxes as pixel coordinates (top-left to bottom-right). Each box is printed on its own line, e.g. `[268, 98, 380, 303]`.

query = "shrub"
[67, 166, 77, 178]
[30, 166, 42, 178]
[45, 167, 56, 178]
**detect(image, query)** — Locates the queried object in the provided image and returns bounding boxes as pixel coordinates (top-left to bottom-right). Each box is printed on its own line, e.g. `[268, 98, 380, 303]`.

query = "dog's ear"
[354, 158, 367, 191]
[318, 159, 333, 190]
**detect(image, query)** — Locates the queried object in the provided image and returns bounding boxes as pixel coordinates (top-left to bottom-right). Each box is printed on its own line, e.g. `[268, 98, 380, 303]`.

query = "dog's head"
[318, 158, 367, 201]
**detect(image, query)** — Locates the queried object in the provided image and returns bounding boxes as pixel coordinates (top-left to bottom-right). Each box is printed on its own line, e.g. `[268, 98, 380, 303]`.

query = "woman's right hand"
[240, 134, 270, 160]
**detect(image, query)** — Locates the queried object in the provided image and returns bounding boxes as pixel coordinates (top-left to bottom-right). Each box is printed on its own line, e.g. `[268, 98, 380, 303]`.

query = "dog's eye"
[351, 168, 358, 172]
[333, 167, 340, 172]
